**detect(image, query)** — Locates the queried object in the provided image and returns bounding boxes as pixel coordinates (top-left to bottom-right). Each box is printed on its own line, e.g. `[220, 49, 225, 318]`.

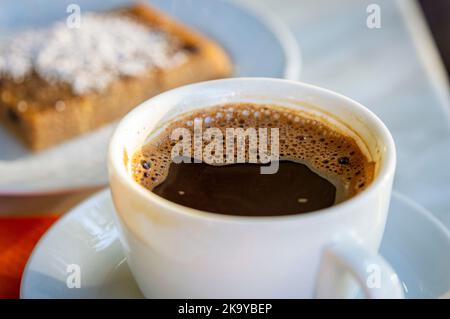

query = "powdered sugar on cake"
[0, 13, 187, 94]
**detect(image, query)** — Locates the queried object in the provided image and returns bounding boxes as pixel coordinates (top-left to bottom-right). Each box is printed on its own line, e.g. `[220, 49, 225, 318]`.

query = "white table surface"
[248, 0, 450, 228]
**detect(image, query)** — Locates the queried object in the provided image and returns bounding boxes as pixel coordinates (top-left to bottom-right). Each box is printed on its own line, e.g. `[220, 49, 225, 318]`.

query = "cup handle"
[315, 240, 405, 299]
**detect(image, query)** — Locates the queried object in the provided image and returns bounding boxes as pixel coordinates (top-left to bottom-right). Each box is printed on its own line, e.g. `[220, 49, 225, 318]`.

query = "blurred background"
[1, 0, 450, 299]
[2, 0, 448, 222]
[0, 0, 450, 220]
[419, 0, 450, 78]
[0, 0, 450, 225]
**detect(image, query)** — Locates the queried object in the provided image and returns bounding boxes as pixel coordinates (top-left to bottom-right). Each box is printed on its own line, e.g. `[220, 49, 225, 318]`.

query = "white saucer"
[0, 0, 300, 194]
[21, 190, 450, 299]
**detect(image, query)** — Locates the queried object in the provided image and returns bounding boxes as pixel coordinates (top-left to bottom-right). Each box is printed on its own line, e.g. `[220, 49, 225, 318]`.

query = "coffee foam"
[132, 103, 375, 202]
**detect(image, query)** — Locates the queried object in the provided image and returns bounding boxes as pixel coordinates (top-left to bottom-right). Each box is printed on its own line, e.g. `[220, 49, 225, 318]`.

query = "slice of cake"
[0, 4, 232, 151]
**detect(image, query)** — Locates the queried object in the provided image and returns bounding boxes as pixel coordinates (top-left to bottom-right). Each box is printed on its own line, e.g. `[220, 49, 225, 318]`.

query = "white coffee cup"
[108, 78, 403, 298]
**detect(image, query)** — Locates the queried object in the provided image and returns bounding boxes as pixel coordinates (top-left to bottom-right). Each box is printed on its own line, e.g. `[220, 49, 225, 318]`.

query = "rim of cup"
[108, 78, 396, 224]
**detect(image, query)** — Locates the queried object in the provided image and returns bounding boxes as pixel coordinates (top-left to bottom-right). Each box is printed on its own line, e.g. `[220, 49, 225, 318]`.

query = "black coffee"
[152, 160, 336, 216]
[132, 103, 375, 216]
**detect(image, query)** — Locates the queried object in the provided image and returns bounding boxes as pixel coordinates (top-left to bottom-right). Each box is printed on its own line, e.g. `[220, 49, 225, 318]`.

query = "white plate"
[0, 0, 300, 194]
[20, 190, 450, 299]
